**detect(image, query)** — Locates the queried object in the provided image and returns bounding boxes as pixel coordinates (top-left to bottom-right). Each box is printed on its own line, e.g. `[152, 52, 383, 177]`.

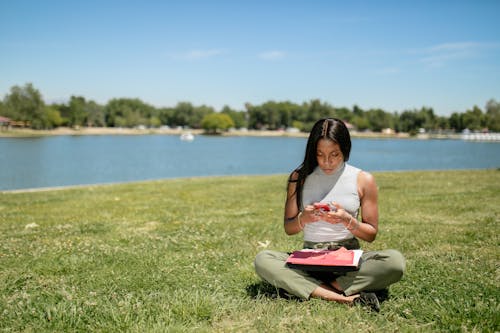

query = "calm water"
[1, 135, 499, 191]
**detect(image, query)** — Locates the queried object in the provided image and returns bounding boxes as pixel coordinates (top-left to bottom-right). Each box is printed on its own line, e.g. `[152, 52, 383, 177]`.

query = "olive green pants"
[254, 241, 405, 299]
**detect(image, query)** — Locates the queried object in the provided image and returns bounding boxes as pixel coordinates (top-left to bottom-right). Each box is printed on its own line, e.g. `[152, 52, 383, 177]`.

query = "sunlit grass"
[1, 170, 499, 332]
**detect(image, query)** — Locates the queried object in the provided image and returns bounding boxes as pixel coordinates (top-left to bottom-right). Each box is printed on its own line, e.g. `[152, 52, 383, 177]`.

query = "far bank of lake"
[0, 126, 436, 139]
[3, 126, 499, 141]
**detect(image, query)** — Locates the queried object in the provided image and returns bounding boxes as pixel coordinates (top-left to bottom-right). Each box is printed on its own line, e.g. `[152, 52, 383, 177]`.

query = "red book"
[286, 247, 363, 272]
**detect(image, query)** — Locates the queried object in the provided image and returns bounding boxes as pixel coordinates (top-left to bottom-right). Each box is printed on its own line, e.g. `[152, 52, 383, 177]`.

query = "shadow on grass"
[245, 282, 303, 301]
[246, 281, 390, 304]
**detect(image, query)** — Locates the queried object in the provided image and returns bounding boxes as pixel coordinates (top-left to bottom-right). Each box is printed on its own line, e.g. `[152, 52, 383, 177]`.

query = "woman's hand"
[301, 204, 322, 226]
[314, 201, 351, 226]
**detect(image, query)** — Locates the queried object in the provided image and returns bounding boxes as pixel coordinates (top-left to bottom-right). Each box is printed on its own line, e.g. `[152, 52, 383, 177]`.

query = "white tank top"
[302, 163, 361, 242]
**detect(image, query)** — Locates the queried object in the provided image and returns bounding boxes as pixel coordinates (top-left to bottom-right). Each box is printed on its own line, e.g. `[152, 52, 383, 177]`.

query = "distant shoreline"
[7, 127, 494, 140]
[0, 126, 419, 139]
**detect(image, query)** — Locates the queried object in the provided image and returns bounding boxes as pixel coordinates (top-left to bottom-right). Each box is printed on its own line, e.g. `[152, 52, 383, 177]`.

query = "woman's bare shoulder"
[357, 170, 378, 196]
[359, 170, 375, 183]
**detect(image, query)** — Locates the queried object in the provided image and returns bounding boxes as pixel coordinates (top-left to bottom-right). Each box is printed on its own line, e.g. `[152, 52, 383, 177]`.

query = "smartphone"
[313, 202, 336, 212]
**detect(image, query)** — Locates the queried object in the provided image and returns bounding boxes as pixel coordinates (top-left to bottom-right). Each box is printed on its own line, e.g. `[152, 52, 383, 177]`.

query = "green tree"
[44, 106, 63, 128]
[335, 107, 353, 123]
[435, 115, 450, 131]
[149, 116, 162, 128]
[297, 99, 336, 131]
[291, 102, 308, 125]
[86, 101, 105, 127]
[449, 112, 463, 131]
[171, 102, 195, 126]
[365, 108, 394, 132]
[172, 102, 193, 126]
[260, 101, 281, 129]
[192, 105, 215, 128]
[291, 120, 304, 130]
[420, 107, 437, 131]
[221, 105, 247, 128]
[171, 102, 211, 128]
[201, 113, 234, 134]
[278, 101, 304, 129]
[462, 106, 484, 131]
[50, 103, 69, 126]
[158, 107, 175, 126]
[351, 115, 370, 131]
[246, 103, 266, 129]
[485, 99, 500, 132]
[3, 83, 46, 128]
[306, 99, 334, 122]
[68, 96, 88, 127]
[262, 101, 303, 129]
[350, 105, 368, 130]
[353, 105, 364, 117]
[396, 108, 437, 134]
[105, 98, 153, 127]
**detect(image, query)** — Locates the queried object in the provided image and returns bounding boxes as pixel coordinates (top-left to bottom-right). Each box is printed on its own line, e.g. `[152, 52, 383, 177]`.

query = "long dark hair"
[289, 118, 352, 208]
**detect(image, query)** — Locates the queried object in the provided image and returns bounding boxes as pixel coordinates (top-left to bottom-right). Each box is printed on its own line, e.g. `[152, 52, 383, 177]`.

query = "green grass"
[1, 170, 499, 332]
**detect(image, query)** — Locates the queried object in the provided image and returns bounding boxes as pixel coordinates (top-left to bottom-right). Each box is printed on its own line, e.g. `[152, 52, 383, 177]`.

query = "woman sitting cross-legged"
[254, 118, 405, 312]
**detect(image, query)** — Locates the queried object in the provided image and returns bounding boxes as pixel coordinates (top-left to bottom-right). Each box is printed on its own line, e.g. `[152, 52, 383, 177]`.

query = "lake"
[1, 135, 499, 191]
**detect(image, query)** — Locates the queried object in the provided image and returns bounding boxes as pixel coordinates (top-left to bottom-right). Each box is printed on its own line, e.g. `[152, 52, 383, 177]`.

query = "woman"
[254, 118, 405, 312]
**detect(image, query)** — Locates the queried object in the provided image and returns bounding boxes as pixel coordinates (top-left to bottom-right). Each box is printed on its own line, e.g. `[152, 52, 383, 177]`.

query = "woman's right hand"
[301, 205, 320, 225]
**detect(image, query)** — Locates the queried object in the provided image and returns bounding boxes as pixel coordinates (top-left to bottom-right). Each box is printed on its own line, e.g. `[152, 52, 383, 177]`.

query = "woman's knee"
[254, 250, 271, 268]
[384, 249, 405, 281]
[254, 250, 279, 278]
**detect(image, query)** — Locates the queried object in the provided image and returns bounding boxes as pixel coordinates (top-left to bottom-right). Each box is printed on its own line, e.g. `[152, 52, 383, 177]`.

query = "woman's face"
[316, 138, 344, 174]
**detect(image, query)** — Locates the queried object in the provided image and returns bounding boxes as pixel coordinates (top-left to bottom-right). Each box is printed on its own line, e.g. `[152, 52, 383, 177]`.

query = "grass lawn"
[1, 170, 498, 332]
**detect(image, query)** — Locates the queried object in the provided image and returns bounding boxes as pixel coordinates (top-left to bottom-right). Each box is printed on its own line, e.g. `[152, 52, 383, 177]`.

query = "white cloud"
[258, 50, 286, 60]
[428, 42, 483, 52]
[417, 41, 499, 68]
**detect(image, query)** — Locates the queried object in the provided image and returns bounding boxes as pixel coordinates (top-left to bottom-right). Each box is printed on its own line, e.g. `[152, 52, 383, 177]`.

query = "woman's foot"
[311, 285, 380, 312]
[311, 284, 357, 303]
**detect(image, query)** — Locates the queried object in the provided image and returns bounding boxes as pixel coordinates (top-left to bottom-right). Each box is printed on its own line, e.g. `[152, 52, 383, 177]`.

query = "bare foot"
[311, 284, 357, 304]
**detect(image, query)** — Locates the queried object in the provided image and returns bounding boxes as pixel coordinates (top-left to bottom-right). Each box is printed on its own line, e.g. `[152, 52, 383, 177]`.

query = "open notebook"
[286, 247, 363, 272]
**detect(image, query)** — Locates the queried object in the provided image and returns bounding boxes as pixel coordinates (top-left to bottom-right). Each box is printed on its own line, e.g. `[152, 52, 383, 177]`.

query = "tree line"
[1, 83, 499, 134]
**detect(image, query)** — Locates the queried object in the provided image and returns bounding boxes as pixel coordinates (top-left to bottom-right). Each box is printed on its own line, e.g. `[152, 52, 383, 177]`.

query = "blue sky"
[1, 0, 499, 115]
